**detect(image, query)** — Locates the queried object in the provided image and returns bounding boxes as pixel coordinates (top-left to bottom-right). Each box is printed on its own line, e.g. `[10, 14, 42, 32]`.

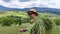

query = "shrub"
[0, 15, 23, 26]
[0, 17, 13, 26]
[54, 18, 60, 25]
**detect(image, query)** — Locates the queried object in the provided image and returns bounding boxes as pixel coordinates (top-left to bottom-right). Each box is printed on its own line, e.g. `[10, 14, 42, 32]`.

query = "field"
[0, 11, 60, 34]
[0, 26, 20, 34]
[0, 24, 60, 34]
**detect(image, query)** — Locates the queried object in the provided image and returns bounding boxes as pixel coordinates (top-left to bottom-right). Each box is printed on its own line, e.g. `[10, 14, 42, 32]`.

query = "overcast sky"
[0, 0, 60, 9]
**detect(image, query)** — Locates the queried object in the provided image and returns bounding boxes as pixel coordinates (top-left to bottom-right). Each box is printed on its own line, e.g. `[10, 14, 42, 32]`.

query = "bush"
[54, 18, 60, 25]
[0, 17, 13, 26]
[0, 15, 23, 26]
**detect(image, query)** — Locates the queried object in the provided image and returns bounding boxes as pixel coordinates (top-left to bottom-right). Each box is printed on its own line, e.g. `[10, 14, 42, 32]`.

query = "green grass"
[0, 23, 30, 34]
[0, 26, 21, 34]
[0, 24, 60, 34]
[50, 26, 60, 34]
[0, 11, 27, 18]
[0, 11, 60, 34]
[0, 26, 29, 34]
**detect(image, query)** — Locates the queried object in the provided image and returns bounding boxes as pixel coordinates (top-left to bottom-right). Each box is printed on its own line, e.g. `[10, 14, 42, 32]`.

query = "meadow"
[0, 11, 60, 34]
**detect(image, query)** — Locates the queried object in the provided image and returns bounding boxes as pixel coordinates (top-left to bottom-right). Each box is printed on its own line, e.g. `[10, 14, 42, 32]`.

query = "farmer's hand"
[44, 31, 46, 34]
[19, 28, 27, 32]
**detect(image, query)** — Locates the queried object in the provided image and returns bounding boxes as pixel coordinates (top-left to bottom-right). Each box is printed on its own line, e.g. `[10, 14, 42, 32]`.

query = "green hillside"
[0, 11, 60, 34]
[0, 11, 27, 18]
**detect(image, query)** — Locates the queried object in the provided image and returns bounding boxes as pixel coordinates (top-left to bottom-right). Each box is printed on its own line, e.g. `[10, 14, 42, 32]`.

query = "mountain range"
[0, 5, 60, 14]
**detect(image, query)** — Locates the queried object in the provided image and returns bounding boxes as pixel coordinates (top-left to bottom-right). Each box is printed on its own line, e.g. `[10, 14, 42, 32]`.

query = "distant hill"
[0, 5, 60, 14]
[0, 5, 20, 11]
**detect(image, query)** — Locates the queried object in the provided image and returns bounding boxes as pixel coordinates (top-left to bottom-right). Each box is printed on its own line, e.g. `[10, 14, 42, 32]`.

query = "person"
[19, 9, 46, 34]
[28, 9, 46, 34]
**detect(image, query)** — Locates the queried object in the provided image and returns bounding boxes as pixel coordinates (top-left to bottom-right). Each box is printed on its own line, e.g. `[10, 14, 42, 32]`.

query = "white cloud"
[0, 0, 60, 9]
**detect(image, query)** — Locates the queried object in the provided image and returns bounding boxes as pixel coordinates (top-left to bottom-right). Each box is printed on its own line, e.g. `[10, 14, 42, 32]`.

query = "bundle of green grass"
[29, 16, 56, 34]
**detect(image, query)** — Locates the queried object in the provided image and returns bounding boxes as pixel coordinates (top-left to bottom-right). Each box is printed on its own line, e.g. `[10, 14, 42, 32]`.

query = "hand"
[44, 31, 46, 34]
[19, 28, 27, 32]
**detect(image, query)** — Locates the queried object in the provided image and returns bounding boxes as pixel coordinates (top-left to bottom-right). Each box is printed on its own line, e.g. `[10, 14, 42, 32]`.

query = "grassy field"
[0, 23, 31, 34]
[0, 24, 60, 34]
[0, 11, 60, 34]
[0, 11, 27, 18]
[0, 25, 29, 34]
[0, 26, 20, 34]
[46, 26, 60, 34]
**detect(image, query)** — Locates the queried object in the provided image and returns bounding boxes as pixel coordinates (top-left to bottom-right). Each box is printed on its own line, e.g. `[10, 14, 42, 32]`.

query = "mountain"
[0, 5, 21, 11]
[0, 5, 60, 14]
[21, 7, 60, 14]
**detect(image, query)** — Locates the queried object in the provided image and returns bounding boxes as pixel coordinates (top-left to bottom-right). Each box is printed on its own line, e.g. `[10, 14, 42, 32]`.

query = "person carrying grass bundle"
[27, 9, 46, 34]
[19, 9, 54, 34]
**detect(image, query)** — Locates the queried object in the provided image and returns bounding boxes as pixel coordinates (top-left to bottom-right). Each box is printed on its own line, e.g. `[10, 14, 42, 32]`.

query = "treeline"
[0, 15, 60, 26]
[0, 15, 30, 26]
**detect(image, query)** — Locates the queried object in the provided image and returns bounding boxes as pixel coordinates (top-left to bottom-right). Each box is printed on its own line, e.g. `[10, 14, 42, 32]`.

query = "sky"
[0, 0, 60, 9]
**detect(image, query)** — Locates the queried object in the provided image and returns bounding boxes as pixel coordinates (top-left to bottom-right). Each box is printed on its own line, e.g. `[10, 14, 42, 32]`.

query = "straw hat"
[27, 9, 38, 16]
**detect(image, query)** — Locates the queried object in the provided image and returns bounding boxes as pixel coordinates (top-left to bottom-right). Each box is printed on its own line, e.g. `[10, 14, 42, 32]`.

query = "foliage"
[0, 11, 60, 34]
[54, 18, 60, 25]
[0, 11, 60, 27]
[0, 15, 22, 26]
[0, 15, 31, 26]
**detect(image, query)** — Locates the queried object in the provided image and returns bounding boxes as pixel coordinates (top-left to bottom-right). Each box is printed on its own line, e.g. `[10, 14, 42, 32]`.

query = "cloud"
[19, 0, 32, 2]
[3, 0, 11, 3]
[0, 0, 60, 9]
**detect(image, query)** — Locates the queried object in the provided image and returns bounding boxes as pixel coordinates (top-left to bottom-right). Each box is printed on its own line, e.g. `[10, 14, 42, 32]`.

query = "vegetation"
[0, 11, 60, 34]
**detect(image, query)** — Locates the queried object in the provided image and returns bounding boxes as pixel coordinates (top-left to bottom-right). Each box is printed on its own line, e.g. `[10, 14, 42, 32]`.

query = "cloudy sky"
[0, 0, 60, 9]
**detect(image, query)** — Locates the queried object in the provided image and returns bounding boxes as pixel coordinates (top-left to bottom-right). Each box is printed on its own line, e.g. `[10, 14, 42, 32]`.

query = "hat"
[27, 9, 38, 16]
